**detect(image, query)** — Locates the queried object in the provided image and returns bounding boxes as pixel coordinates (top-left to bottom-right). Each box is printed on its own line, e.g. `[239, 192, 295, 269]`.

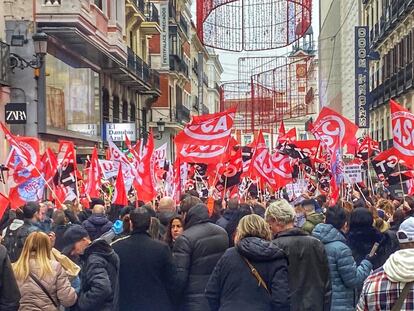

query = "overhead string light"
[197, 0, 312, 52]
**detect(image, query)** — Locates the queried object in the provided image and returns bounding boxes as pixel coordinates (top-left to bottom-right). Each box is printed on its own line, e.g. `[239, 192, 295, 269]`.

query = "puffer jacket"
[16, 259, 77, 311]
[302, 212, 324, 234]
[205, 237, 290, 311]
[312, 224, 372, 311]
[82, 214, 113, 241]
[173, 204, 229, 311]
[73, 240, 120, 311]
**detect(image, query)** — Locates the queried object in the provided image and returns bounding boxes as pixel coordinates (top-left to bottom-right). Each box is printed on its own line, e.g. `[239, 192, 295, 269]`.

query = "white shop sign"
[68, 124, 98, 136]
[106, 123, 136, 142]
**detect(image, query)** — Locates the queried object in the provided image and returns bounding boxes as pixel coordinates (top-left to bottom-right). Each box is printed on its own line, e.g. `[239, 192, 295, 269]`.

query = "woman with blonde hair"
[13, 231, 77, 311]
[205, 214, 290, 311]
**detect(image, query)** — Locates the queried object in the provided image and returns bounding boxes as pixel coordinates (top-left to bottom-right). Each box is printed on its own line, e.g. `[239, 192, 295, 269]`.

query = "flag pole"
[398, 162, 406, 202]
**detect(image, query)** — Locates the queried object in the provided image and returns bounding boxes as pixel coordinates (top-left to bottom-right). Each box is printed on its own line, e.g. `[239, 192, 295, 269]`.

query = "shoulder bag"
[240, 255, 270, 295]
[391, 281, 414, 311]
[29, 272, 59, 308]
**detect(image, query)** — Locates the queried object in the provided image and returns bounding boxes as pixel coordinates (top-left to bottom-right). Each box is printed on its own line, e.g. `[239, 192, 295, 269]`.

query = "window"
[130, 103, 136, 122]
[113, 95, 120, 123]
[94, 0, 103, 10]
[122, 100, 128, 122]
[103, 88, 110, 123]
[46, 54, 100, 137]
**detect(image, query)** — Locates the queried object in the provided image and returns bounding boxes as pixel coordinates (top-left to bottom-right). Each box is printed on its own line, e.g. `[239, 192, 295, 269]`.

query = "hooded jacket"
[173, 204, 229, 311]
[72, 240, 120, 311]
[82, 214, 113, 241]
[205, 237, 290, 311]
[273, 227, 331, 311]
[302, 212, 325, 234]
[312, 224, 372, 311]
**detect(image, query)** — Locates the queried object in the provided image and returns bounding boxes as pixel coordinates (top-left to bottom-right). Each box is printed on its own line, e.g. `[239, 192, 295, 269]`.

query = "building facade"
[319, 0, 360, 121]
[365, 0, 414, 150]
[0, 0, 10, 164]
[2, 0, 161, 157]
[149, 0, 223, 160]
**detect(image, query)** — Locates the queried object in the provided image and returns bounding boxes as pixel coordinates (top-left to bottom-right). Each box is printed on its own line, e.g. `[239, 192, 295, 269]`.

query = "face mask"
[295, 213, 306, 228]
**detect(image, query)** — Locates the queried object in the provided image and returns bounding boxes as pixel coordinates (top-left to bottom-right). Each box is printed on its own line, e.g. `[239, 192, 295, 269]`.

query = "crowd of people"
[0, 188, 413, 311]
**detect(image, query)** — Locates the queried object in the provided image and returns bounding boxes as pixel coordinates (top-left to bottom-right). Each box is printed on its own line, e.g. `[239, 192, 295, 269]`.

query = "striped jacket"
[357, 268, 414, 311]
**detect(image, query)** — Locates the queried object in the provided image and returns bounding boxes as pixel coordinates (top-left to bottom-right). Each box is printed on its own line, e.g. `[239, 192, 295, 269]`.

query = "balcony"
[397, 67, 405, 95]
[36, 0, 127, 63]
[176, 104, 191, 124]
[179, 15, 189, 37]
[203, 73, 209, 87]
[150, 70, 160, 91]
[126, 0, 145, 18]
[201, 104, 210, 115]
[406, 62, 413, 89]
[141, 2, 161, 35]
[127, 47, 145, 80]
[0, 41, 10, 86]
[169, 54, 189, 77]
[390, 73, 397, 97]
[169, 3, 177, 21]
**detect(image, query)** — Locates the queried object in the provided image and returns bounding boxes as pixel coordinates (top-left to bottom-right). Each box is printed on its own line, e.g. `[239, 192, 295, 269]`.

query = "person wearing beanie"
[357, 216, 414, 310]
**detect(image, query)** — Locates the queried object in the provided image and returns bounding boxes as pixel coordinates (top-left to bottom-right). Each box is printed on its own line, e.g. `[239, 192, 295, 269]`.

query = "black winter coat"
[205, 237, 290, 311]
[112, 231, 176, 311]
[0, 245, 20, 311]
[347, 226, 399, 270]
[72, 240, 120, 311]
[52, 224, 70, 252]
[215, 210, 235, 229]
[273, 228, 332, 311]
[82, 214, 113, 241]
[173, 205, 229, 311]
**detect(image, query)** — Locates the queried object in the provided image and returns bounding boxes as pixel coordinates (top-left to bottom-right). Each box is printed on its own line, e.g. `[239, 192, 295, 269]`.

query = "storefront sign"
[355, 26, 370, 128]
[160, 2, 170, 69]
[344, 164, 363, 183]
[5, 103, 27, 124]
[105, 123, 136, 142]
[68, 124, 98, 136]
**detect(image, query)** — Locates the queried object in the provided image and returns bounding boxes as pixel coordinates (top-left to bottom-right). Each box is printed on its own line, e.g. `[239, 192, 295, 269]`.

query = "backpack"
[2, 222, 30, 262]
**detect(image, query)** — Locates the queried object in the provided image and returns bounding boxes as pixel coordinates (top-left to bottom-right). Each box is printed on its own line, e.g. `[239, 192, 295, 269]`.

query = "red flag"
[175, 108, 236, 146]
[0, 193, 9, 219]
[1, 123, 31, 162]
[329, 177, 340, 207]
[390, 99, 414, 166]
[311, 107, 358, 150]
[134, 132, 156, 202]
[85, 147, 101, 198]
[270, 152, 293, 189]
[42, 148, 58, 183]
[112, 164, 128, 206]
[278, 121, 286, 136]
[278, 128, 297, 144]
[356, 136, 379, 160]
[125, 134, 132, 150]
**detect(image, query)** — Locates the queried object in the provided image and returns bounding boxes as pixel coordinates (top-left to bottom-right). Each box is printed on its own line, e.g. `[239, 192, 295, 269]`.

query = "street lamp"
[9, 31, 48, 71]
[156, 119, 166, 140]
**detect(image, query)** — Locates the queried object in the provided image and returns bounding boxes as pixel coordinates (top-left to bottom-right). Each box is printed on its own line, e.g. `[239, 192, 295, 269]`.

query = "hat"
[62, 225, 89, 255]
[397, 217, 414, 244]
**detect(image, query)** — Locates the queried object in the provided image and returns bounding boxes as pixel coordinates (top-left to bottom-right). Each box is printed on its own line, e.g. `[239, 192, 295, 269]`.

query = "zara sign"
[5, 103, 27, 124]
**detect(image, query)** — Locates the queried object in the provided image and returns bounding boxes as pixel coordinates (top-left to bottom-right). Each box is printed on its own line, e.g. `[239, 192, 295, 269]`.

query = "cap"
[397, 217, 414, 244]
[62, 225, 89, 255]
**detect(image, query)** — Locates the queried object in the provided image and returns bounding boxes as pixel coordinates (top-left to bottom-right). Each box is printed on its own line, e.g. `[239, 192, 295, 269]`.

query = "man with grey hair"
[265, 199, 331, 311]
[157, 196, 177, 237]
